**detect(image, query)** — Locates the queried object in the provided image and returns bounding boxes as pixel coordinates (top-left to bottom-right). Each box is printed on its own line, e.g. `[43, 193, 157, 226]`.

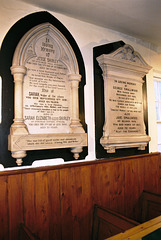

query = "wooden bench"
[91, 205, 139, 240]
[19, 223, 40, 240]
[106, 215, 161, 240]
[92, 191, 161, 240]
[140, 190, 161, 223]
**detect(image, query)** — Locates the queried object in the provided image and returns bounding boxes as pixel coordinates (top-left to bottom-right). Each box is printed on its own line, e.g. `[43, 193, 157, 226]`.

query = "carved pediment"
[97, 44, 152, 77]
[111, 44, 149, 66]
[12, 23, 79, 75]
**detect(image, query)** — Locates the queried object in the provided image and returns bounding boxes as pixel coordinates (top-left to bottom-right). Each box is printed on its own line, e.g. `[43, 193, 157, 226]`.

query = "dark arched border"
[0, 11, 87, 167]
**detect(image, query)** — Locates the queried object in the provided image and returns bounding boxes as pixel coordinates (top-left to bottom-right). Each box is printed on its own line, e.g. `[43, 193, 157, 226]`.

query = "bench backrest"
[141, 191, 161, 223]
[19, 223, 40, 240]
[92, 205, 139, 240]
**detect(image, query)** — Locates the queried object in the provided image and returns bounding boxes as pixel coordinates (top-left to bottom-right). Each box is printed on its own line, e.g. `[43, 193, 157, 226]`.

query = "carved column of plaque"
[97, 44, 152, 153]
[9, 66, 28, 165]
[8, 23, 87, 165]
[69, 74, 83, 130]
[68, 73, 85, 159]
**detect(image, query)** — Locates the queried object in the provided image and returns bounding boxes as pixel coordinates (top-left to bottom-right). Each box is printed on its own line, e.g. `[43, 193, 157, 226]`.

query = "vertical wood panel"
[0, 175, 9, 240]
[60, 167, 73, 239]
[79, 165, 93, 240]
[8, 174, 23, 240]
[124, 158, 141, 219]
[108, 161, 125, 214]
[22, 173, 37, 234]
[70, 166, 83, 240]
[48, 169, 61, 240]
[90, 160, 125, 234]
[60, 165, 93, 240]
[93, 161, 125, 213]
[91, 163, 103, 205]
[144, 154, 160, 193]
[34, 171, 49, 240]
[151, 154, 160, 193]
[134, 157, 145, 221]
[137, 157, 145, 194]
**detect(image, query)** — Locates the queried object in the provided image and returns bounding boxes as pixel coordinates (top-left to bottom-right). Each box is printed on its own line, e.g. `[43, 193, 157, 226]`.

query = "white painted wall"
[0, 0, 160, 169]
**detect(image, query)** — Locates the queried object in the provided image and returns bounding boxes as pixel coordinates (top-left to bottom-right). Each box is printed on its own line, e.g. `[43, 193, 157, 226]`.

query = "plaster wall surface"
[0, 0, 160, 169]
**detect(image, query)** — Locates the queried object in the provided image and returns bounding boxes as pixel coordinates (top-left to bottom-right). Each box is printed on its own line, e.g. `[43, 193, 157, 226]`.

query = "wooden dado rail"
[0, 152, 161, 240]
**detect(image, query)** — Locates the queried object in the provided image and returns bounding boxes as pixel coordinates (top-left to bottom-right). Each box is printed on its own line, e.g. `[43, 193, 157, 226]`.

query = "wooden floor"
[0, 152, 160, 240]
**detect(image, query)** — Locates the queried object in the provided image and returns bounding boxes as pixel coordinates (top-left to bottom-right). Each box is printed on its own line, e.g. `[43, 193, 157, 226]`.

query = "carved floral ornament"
[97, 44, 152, 153]
[8, 23, 87, 165]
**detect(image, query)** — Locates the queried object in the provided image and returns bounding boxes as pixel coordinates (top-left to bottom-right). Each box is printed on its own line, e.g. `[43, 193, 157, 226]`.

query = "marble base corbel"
[8, 134, 27, 166]
[11, 150, 27, 166]
[100, 135, 151, 153]
[71, 146, 83, 160]
[8, 133, 87, 165]
[69, 121, 86, 159]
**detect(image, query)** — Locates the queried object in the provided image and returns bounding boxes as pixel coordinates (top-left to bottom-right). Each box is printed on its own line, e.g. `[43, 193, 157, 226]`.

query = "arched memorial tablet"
[8, 23, 87, 165]
[97, 44, 151, 153]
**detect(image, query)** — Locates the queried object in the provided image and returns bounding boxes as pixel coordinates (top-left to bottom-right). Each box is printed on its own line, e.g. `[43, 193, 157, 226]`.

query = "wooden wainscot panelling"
[22, 173, 37, 236]
[47, 170, 61, 239]
[22, 170, 61, 240]
[60, 165, 93, 240]
[0, 152, 160, 240]
[91, 160, 125, 214]
[0, 175, 9, 240]
[124, 156, 145, 220]
[8, 174, 23, 240]
[144, 154, 160, 192]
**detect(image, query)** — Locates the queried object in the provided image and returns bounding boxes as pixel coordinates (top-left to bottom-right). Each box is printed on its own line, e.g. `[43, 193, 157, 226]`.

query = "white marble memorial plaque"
[24, 36, 71, 134]
[109, 79, 144, 135]
[8, 23, 87, 165]
[97, 44, 151, 153]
